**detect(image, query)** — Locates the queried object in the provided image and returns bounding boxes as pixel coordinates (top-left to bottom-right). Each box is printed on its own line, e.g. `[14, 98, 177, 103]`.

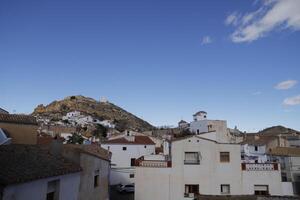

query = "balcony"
[135, 156, 171, 168]
[241, 163, 279, 171]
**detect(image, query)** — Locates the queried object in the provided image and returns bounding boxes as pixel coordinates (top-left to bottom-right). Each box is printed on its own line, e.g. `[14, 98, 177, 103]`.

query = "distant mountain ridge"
[258, 125, 300, 136]
[32, 95, 155, 132]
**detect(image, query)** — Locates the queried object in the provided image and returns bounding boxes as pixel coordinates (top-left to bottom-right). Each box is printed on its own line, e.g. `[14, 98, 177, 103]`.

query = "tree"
[66, 133, 84, 144]
[92, 124, 108, 139]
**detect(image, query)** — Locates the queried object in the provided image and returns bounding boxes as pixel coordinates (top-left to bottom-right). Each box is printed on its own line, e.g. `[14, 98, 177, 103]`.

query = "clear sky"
[1, 0, 300, 132]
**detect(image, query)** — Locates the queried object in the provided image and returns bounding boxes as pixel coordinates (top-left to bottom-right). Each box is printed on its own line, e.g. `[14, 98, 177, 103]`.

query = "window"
[220, 152, 230, 163]
[254, 185, 269, 195]
[196, 129, 200, 134]
[184, 152, 200, 164]
[184, 185, 199, 197]
[94, 175, 99, 187]
[221, 184, 230, 195]
[47, 192, 55, 200]
[255, 146, 258, 151]
[144, 145, 147, 148]
[129, 174, 134, 178]
[122, 147, 127, 151]
[281, 172, 288, 182]
[131, 158, 136, 166]
[47, 180, 59, 200]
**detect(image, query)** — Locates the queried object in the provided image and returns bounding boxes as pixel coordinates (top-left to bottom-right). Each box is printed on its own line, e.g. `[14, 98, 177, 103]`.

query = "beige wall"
[0, 122, 38, 144]
[79, 153, 110, 200]
[62, 149, 110, 200]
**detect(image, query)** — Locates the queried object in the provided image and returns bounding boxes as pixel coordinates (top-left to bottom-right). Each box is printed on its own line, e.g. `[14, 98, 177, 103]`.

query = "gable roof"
[172, 134, 239, 145]
[0, 114, 37, 125]
[102, 135, 155, 145]
[64, 144, 111, 161]
[0, 145, 81, 186]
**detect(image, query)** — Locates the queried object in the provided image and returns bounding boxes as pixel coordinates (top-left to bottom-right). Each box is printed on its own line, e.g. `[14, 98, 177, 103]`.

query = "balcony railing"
[135, 156, 171, 168]
[241, 163, 279, 171]
[184, 160, 200, 165]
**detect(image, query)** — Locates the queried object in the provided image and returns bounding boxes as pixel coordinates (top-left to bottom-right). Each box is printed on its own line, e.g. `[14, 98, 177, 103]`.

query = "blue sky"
[1, 0, 300, 132]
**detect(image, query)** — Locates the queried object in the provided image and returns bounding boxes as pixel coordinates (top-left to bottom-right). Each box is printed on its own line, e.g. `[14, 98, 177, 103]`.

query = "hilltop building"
[178, 120, 189, 129]
[189, 111, 243, 143]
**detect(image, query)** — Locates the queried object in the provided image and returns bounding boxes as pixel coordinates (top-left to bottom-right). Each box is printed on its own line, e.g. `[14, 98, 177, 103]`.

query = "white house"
[101, 133, 156, 185]
[0, 145, 81, 200]
[241, 135, 289, 163]
[178, 120, 189, 129]
[135, 135, 294, 200]
[189, 111, 236, 143]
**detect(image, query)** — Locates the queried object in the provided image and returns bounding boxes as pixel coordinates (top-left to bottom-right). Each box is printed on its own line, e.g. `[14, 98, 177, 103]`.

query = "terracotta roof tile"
[64, 144, 111, 161]
[241, 135, 278, 146]
[0, 114, 37, 125]
[103, 136, 155, 145]
[268, 147, 300, 157]
[0, 145, 81, 186]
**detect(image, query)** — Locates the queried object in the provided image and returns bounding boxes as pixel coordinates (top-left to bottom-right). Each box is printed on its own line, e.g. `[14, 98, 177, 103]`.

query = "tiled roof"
[268, 147, 300, 157]
[103, 136, 155, 145]
[64, 144, 111, 161]
[241, 135, 278, 146]
[0, 114, 37, 125]
[0, 145, 81, 186]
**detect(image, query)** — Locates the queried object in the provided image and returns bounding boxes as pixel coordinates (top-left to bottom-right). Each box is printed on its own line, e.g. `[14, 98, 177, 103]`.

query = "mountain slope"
[32, 95, 155, 132]
[258, 125, 300, 136]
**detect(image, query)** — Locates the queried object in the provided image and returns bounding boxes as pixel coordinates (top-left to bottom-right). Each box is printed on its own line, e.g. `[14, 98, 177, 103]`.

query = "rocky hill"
[32, 95, 155, 132]
[258, 125, 300, 136]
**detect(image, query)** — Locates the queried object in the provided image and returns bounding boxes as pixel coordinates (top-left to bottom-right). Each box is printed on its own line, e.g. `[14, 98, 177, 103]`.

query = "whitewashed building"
[101, 133, 155, 185]
[189, 111, 242, 143]
[135, 135, 294, 200]
[0, 145, 81, 200]
[241, 135, 289, 163]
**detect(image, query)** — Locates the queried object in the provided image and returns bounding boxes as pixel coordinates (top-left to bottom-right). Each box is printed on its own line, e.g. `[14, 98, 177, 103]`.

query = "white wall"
[3, 173, 80, 200]
[241, 170, 283, 195]
[281, 182, 294, 196]
[189, 120, 230, 143]
[242, 144, 268, 163]
[101, 143, 155, 185]
[135, 136, 286, 200]
[135, 167, 171, 200]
